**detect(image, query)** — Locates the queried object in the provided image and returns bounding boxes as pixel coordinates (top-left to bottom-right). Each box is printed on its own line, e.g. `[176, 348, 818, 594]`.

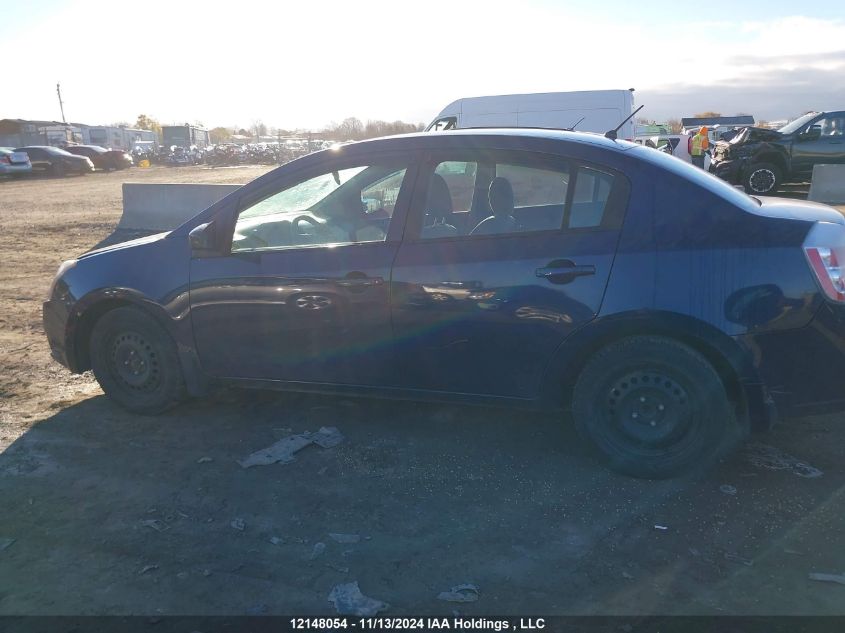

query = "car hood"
[80, 231, 171, 259]
[750, 196, 845, 224]
[713, 127, 787, 161]
[727, 127, 784, 145]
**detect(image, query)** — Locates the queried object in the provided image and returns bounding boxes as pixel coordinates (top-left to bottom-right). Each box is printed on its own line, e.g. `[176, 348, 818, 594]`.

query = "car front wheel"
[744, 162, 781, 195]
[89, 306, 187, 414]
[572, 336, 742, 479]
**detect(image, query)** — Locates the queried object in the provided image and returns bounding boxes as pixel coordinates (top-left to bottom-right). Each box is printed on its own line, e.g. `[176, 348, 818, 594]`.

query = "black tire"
[743, 162, 781, 195]
[572, 336, 742, 479]
[89, 306, 187, 414]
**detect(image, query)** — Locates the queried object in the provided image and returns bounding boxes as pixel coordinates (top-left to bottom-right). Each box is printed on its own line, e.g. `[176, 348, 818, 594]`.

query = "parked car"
[635, 133, 711, 169]
[65, 145, 133, 170]
[0, 147, 32, 176]
[710, 110, 845, 194]
[15, 146, 94, 176]
[43, 129, 845, 478]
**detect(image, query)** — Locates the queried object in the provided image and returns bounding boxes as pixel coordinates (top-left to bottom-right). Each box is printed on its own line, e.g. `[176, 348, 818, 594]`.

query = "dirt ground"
[2, 167, 845, 616]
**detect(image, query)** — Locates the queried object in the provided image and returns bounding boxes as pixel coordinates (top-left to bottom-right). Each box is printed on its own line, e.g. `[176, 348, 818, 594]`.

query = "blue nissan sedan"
[43, 130, 845, 478]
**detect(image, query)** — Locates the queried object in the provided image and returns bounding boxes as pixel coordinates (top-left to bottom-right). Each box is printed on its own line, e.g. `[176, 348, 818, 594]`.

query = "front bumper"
[43, 299, 72, 369]
[709, 157, 743, 184]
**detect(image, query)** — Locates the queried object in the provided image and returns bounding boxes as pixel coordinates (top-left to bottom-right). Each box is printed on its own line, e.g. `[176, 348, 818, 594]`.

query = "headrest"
[488, 177, 514, 217]
[427, 174, 453, 221]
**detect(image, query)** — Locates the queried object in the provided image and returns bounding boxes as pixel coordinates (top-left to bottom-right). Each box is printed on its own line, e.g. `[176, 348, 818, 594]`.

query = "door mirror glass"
[189, 222, 216, 253]
[800, 126, 822, 141]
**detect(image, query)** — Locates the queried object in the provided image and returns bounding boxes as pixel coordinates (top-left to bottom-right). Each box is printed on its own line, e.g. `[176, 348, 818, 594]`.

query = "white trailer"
[427, 89, 637, 141]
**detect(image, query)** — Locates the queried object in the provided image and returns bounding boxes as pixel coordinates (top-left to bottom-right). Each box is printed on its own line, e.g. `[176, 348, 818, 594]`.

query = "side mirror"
[189, 222, 217, 255]
[799, 128, 821, 141]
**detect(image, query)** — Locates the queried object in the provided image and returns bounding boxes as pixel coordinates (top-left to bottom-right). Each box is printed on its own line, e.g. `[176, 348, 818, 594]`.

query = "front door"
[189, 154, 415, 386]
[791, 112, 845, 176]
[390, 149, 629, 398]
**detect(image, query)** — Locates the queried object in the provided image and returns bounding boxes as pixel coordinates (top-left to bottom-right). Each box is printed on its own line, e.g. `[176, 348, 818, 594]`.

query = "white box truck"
[427, 89, 637, 140]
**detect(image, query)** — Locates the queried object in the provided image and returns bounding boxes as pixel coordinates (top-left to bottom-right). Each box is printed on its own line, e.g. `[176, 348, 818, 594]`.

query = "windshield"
[778, 112, 819, 134]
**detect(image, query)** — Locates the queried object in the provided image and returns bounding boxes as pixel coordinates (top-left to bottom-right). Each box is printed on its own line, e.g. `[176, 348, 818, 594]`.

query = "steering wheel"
[292, 215, 328, 236]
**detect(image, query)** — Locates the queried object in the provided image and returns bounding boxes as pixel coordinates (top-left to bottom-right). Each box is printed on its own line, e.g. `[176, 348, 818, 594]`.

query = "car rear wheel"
[571, 336, 741, 479]
[744, 162, 781, 195]
[89, 307, 187, 414]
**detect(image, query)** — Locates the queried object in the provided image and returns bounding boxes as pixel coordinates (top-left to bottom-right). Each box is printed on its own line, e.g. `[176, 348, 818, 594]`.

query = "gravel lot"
[1, 167, 845, 616]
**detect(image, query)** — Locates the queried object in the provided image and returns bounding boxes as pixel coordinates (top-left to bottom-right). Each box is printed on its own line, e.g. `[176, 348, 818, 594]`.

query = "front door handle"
[536, 261, 596, 284]
[336, 273, 384, 288]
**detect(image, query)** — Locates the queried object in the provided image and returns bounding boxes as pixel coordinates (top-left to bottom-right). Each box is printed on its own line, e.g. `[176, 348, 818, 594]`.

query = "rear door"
[390, 148, 630, 398]
[21, 148, 48, 171]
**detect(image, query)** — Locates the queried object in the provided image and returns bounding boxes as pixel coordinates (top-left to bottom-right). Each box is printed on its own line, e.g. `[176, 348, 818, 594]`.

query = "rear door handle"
[536, 262, 596, 284]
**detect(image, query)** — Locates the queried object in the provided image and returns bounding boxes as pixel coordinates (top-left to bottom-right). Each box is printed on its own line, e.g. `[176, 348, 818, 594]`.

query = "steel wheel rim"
[109, 331, 160, 392]
[749, 169, 775, 193]
[601, 370, 695, 451]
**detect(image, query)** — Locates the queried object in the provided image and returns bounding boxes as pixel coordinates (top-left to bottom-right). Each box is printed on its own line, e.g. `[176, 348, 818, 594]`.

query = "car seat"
[470, 177, 518, 236]
[421, 173, 458, 238]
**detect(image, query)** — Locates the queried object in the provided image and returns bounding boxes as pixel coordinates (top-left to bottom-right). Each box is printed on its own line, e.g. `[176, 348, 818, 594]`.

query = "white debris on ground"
[745, 442, 823, 478]
[238, 427, 344, 468]
[329, 533, 361, 544]
[437, 583, 479, 603]
[809, 572, 845, 586]
[328, 581, 389, 616]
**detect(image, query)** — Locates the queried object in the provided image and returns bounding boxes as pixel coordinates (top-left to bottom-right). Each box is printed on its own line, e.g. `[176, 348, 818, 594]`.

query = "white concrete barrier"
[118, 183, 242, 231]
[808, 165, 845, 205]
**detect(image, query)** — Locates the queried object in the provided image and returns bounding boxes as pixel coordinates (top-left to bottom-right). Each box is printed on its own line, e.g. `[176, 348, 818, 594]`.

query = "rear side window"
[569, 166, 614, 228]
[495, 163, 569, 209]
[414, 151, 628, 241]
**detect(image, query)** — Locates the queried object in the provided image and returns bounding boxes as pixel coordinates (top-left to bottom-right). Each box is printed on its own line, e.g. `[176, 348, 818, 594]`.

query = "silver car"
[0, 147, 32, 176]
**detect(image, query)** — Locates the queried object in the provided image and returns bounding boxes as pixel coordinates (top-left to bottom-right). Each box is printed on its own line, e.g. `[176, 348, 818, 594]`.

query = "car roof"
[344, 128, 640, 153]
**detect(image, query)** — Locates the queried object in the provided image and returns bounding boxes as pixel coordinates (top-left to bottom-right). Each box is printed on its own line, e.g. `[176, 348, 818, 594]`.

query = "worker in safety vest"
[690, 126, 710, 168]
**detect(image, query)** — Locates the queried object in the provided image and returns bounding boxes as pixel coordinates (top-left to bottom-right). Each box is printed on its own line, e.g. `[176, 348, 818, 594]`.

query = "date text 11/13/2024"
[289, 617, 546, 630]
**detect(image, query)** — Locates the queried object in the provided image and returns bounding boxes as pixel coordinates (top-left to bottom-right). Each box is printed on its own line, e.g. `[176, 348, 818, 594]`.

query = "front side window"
[434, 161, 477, 212]
[427, 117, 457, 132]
[232, 162, 408, 252]
[819, 115, 845, 137]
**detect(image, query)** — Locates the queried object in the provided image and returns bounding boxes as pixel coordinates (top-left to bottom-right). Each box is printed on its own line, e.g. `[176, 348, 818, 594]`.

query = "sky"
[3, 0, 845, 130]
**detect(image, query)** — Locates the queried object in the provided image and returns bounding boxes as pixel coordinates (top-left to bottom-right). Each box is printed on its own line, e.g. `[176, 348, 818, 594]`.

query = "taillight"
[0, 156, 9, 165]
[804, 223, 845, 303]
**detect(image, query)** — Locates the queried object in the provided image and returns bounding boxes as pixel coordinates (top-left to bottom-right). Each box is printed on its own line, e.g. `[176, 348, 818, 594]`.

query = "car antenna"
[565, 117, 585, 132]
[605, 105, 644, 140]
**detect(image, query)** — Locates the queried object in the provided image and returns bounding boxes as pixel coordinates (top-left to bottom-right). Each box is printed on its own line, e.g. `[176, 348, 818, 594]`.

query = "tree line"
[131, 115, 424, 145]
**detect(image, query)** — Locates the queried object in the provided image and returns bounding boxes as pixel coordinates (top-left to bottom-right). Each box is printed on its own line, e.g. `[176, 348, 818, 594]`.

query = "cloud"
[641, 64, 845, 121]
[726, 49, 845, 67]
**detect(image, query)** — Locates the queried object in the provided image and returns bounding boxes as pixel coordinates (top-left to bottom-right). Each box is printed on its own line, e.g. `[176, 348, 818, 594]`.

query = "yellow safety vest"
[691, 134, 705, 156]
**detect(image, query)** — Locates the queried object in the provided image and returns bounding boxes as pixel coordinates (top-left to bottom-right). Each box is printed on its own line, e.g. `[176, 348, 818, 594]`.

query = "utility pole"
[56, 82, 66, 123]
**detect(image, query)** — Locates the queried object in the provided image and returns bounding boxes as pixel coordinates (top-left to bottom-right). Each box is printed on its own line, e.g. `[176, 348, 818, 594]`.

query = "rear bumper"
[739, 303, 845, 419]
[0, 164, 32, 175]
